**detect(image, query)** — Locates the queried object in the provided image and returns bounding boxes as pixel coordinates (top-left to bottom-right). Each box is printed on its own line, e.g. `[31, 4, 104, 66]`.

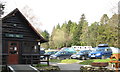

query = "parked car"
[44, 51, 58, 55]
[88, 47, 112, 59]
[40, 50, 45, 59]
[98, 44, 109, 47]
[70, 50, 92, 60]
[60, 47, 76, 54]
[50, 51, 74, 59]
[40, 50, 45, 55]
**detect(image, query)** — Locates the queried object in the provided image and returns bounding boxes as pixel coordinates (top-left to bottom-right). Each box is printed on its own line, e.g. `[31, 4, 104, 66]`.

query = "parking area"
[41, 44, 120, 61]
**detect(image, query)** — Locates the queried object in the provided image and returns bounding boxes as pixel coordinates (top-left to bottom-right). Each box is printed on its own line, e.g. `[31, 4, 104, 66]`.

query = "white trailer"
[71, 46, 93, 51]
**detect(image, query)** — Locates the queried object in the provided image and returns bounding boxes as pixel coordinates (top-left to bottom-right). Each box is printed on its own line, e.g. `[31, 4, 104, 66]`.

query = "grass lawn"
[50, 58, 116, 65]
[50, 59, 80, 64]
[79, 58, 116, 65]
[35, 64, 48, 67]
[60, 59, 80, 64]
[93, 58, 116, 62]
[79, 59, 94, 65]
[49, 59, 61, 63]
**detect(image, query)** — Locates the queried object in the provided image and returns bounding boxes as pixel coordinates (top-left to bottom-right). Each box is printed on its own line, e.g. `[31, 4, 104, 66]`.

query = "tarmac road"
[49, 62, 81, 70]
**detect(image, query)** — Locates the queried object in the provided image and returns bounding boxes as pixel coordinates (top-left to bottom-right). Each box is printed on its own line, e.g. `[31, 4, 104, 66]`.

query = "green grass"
[60, 59, 80, 64]
[79, 58, 117, 65]
[93, 58, 116, 62]
[35, 64, 48, 67]
[50, 59, 80, 64]
[50, 59, 61, 63]
[79, 59, 94, 65]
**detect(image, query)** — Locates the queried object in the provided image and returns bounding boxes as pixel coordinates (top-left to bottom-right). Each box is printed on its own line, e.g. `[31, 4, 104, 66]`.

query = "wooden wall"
[2, 9, 47, 64]
[2, 13, 40, 41]
[2, 11, 40, 54]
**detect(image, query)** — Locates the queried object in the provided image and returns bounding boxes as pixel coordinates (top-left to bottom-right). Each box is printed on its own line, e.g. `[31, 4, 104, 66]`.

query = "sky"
[2, 0, 120, 34]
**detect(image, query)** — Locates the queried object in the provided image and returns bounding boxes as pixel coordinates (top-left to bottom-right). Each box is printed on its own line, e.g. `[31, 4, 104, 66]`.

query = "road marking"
[29, 65, 39, 72]
[8, 66, 15, 72]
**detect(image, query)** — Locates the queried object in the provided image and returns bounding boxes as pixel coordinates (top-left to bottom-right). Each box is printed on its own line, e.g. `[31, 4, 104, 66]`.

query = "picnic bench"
[109, 54, 120, 72]
[91, 62, 108, 67]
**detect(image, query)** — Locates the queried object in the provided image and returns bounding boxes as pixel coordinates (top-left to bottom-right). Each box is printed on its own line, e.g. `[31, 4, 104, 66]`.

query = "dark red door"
[8, 41, 19, 64]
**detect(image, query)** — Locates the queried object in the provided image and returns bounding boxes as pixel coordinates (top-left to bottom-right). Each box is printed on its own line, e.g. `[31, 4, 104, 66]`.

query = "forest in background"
[1, 2, 119, 49]
[41, 14, 120, 49]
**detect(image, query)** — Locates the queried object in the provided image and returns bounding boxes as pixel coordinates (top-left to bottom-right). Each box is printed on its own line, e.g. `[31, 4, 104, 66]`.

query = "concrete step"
[8, 65, 39, 72]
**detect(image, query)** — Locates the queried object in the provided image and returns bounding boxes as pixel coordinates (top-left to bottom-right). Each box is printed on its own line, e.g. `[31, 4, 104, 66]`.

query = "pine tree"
[97, 14, 109, 44]
[88, 22, 99, 47]
[0, 2, 5, 17]
[41, 30, 50, 49]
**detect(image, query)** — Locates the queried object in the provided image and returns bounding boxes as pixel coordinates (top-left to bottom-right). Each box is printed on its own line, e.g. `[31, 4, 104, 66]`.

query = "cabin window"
[14, 47, 17, 50]
[34, 45, 38, 53]
[13, 24, 17, 27]
[10, 42, 17, 46]
[22, 42, 31, 53]
[9, 42, 18, 54]
[23, 42, 38, 53]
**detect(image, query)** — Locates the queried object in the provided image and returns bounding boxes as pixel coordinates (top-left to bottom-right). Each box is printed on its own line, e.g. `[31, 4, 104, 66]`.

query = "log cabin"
[2, 8, 48, 65]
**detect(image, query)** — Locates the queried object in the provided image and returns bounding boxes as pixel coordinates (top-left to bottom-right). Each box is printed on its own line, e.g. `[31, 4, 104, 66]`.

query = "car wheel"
[70, 57, 72, 59]
[66, 57, 70, 59]
[86, 57, 90, 60]
[101, 55, 105, 59]
[82, 56, 85, 60]
[57, 57, 60, 60]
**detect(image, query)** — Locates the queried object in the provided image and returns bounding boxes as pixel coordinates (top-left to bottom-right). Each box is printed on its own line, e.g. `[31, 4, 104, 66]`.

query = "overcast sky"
[2, 0, 119, 34]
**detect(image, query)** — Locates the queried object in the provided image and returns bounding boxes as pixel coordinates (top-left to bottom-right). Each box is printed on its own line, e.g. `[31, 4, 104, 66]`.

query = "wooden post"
[115, 63, 119, 72]
[0, 18, 2, 72]
[38, 42, 41, 65]
[31, 55, 33, 66]
[25, 56, 27, 64]
[47, 55, 49, 66]
[109, 54, 120, 72]
[39, 55, 41, 65]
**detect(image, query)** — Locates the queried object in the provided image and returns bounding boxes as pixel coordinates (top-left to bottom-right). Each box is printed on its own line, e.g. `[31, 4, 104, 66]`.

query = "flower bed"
[34, 64, 60, 71]
[80, 66, 114, 72]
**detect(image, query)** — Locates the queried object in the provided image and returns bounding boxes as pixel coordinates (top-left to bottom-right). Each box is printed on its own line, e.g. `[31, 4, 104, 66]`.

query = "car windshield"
[45, 52, 52, 54]
[95, 48, 105, 51]
[46, 51, 57, 54]
[55, 51, 63, 55]
[60, 47, 76, 53]
[77, 50, 89, 54]
[55, 51, 70, 55]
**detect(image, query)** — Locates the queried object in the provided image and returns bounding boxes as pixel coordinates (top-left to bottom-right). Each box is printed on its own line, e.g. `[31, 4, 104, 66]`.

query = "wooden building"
[2, 8, 48, 64]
